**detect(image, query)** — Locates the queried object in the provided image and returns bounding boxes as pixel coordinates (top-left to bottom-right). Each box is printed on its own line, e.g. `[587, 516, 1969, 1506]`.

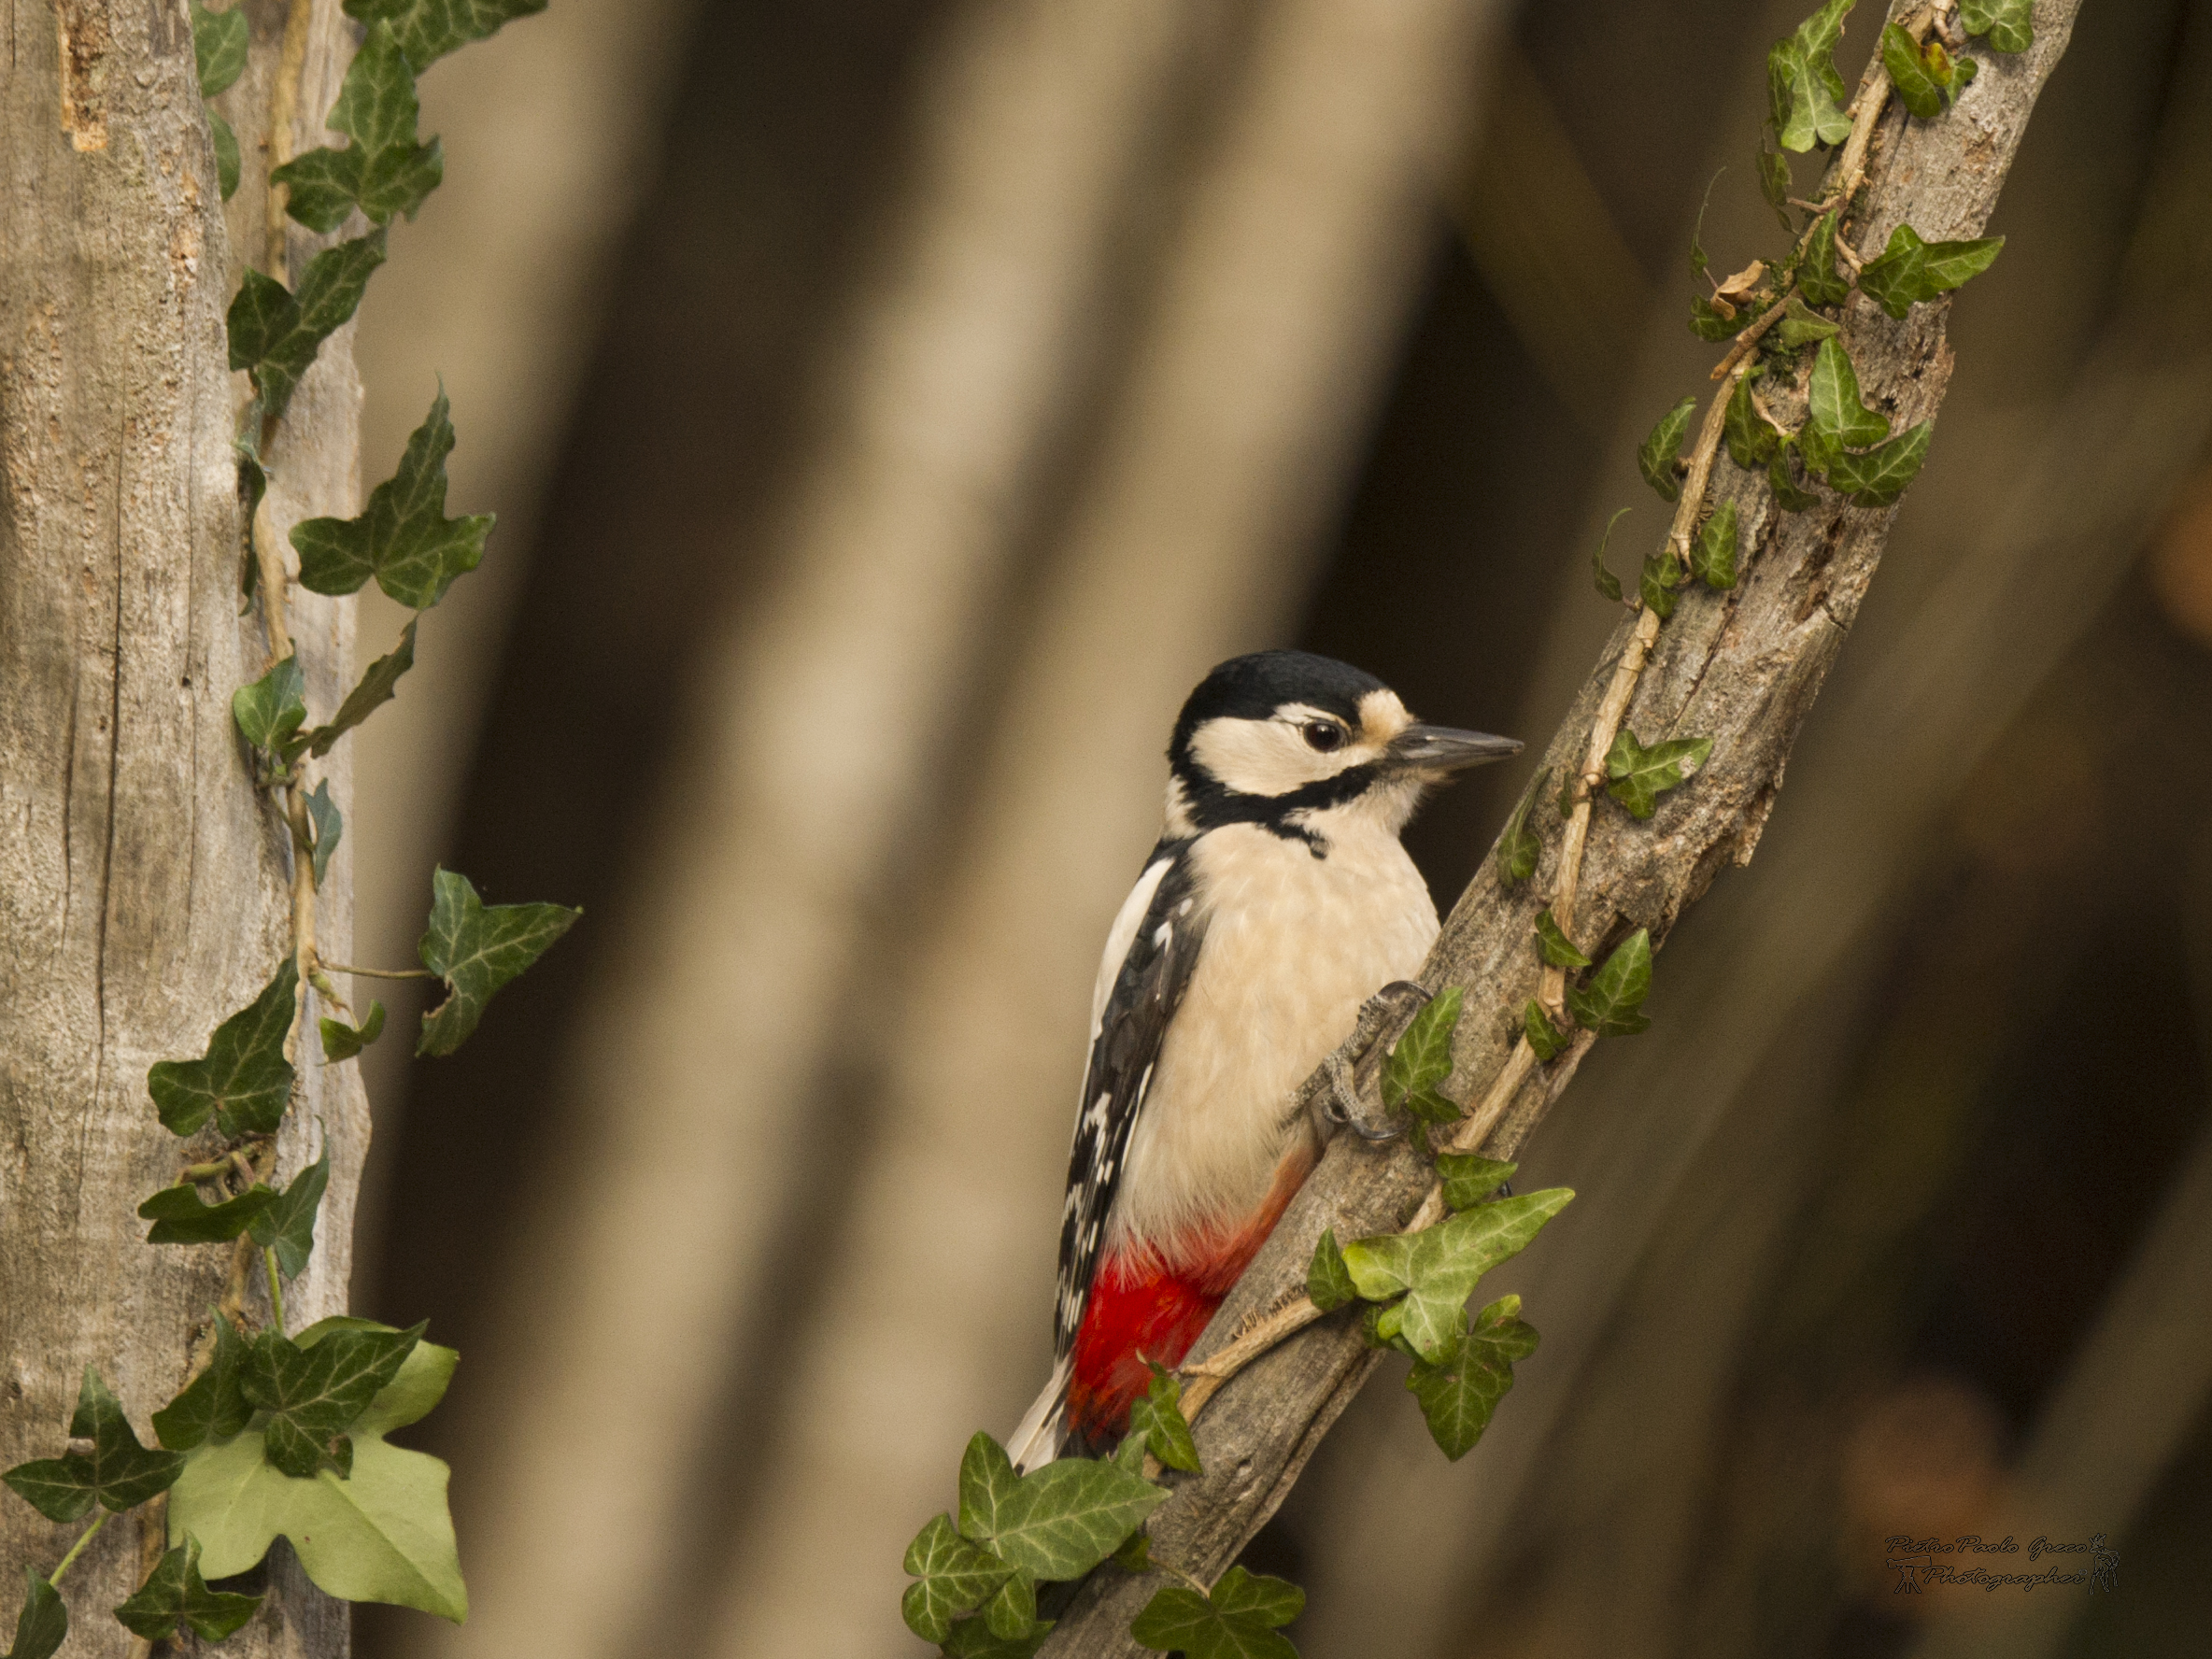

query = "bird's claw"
[1326, 1050, 1402, 1142]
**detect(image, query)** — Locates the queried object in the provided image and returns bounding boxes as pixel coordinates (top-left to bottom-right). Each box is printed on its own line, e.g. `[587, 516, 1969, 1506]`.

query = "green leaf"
[1689, 293, 1751, 342]
[113, 1536, 261, 1641]
[305, 779, 342, 886]
[147, 959, 298, 1138]
[1523, 1000, 1567, 1062]
[268, 149, 362, 236]
[1692, 500, 1739, 589]
[1640, 551, 1683, 619]
[191, 2, 248, 97]
[1435, 1154, 1516, 1212]
[294, 392, 492, 609]
[1532, 910, 1589, 970]
[240, 1323, 424, 1480]
[983, 1568, 1040, 1640]
[3, 1369, 185, 1522]
[305, 618, 418, 757]
[319, 1000, 387, 1063]
[1756, 141, 1794, 233]
[1495, 766, 1547, 885]
[138, 1182, 277, 1245]
[957, 1435, 1168, 1581]
[943, 1616, 1055, 1659]
[1826, 419, 1934, 505]
[153, 1314, 252, 1452]
[1637, 395, 1697, 502]
[1128, 1365, 1200, 1474]
[207, 107, 241, 201]
[415, 868, 580, 1056]
[1307, 1227, 1357, 1313]
[1773, 293, 1841, 348]
[1798, 210, 1851, 306]
[1113, 1430, 1149, 1477]
[1113, 1529, 1152, 1571]
[344, 0, 546, 70]
[1405, 1295, 1540, 1460]
[2, 1571, 64, 1659]
[1959, 0, 2032, 52]
[233, 654, 307, 760]
[1881, 23, 1945, 119]
[1768, 0, 1857, 152]
[1131, 1567, 1304, 1659]
[167, 1328, 465, 1620]
[272, 25, 445, 230]
[1807, 337, 1892, 447]
[1796, 418, 1843, 482]
[1856, 222, 2004, 319]
[234, 407, 268, 597]
[1565, 929, 1654, 1038]
[1381, 985, 1460, 1110]
[225, 233, 389, 423]
[1341, 1189, 1574, 1361]
[249, 1142, 330, 1280]
[901, 1514, 1013, 1645]
[1723, 370, 1780, 471]
[1591, 506, 1630, 603]
[1768, 444, 1821, 511]
[1605, 729, 1713, 821]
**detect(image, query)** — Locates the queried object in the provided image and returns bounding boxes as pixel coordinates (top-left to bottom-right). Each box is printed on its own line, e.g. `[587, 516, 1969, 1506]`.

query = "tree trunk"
[1, 3, 364, 1653]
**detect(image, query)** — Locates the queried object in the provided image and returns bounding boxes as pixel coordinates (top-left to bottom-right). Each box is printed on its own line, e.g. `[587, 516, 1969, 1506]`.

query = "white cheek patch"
[1189, 711, 1381, 797]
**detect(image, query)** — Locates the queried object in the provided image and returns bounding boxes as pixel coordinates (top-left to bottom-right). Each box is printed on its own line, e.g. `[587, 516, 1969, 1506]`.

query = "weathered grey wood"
[2, 3, 364, 1652]
[1042, 2, 2085, 1651]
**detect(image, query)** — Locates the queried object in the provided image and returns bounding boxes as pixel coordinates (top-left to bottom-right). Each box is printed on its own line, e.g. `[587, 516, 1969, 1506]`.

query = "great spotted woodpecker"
[1008, 650, 1518, 1468]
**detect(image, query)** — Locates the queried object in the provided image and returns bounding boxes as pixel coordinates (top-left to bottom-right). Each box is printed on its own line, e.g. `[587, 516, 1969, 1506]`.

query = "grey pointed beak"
[1386, 723, 1523, 773]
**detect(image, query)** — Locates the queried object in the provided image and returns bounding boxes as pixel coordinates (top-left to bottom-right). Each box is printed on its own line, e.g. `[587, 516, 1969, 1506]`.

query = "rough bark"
[1043, 1, 2086, 1652]
[1, 3, 364, 1654]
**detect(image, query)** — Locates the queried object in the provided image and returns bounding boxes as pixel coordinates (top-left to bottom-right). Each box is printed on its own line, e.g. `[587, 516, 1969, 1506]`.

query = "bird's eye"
[1302, 721, 1346, 753]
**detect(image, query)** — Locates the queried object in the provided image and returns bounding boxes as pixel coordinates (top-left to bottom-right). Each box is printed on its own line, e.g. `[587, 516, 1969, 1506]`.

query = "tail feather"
[1007, 1355, 1071, 1473]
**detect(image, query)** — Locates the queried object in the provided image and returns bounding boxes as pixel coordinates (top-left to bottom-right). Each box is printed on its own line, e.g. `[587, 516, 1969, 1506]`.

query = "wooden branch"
[1042, 2, 2085, 1650]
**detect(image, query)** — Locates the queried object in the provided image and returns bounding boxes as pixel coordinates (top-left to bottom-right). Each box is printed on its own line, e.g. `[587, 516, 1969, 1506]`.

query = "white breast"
[1109, 799, 1439, 1268]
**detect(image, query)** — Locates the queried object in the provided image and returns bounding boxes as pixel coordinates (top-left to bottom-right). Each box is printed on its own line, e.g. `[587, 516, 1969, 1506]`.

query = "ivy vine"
[3, 3, 567, 1653]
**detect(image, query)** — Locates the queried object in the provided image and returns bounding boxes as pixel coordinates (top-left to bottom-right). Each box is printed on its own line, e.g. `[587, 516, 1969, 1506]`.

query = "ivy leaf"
[1128, 1365, 1200, 1474]
[1797, 418, 1843, 482]
[1435, 1154, 1516, 1212]
[1856, 222, 2004, 319]
[1523, 1000, 1567, 1061]
[305, 618, 418, 758]
[1881, 23, 1946, 119]
[138, 1182, 278, 1245]
[901, 1514, 1013, 1645]
[1689, 293, 1751, 341]
[293, 391, 493, 609]
[956, 1434, 1168, 1581]
[1113, 1430, 1148, 1477]
[233, 654, 308, 762]
[1756, 140, 1794, 233]
[1380, 986, 1463, 1127]
[234, 407, 269, 598]
[343, 0, 546, 70]
[1799, 210, 1851, 306]
[153, 1314, 252, 1452]
[1495, 766, 1547, 885]
[1724, 371, 1780, 470]
[113, 1536, 261, 1642]
[249, 1141, 330, 1280]
[1405, 1295, 1541, 1460]
[1637, 395, 1697, 502]
[1640, 551, 1683, 619]
[1768, 0, 1857, 153]
[304, 779, 343, 886]
[319, 1000, 386, 1063]
[1692, 500, 1739, 589]
[982, 1568, 1041, 1640]
[1341, 1190, 1574, 1361]
[1959, 0, 2033, 52]
[1132, 1567, 1304, 1659]
[1113, 1529, 1152, 1571]
[2, 1572, 64, 1659]
[1767, 444, 1821, 511]
[207, 107, 242, 201]
[272, 25, 445, 231]
[3, 1369, 185, 1523]
[1307, 1228, 1358, 1313]
[147, 959, 298, 1138]
[241, 1322, 424, 1480]
[415, 868, 581, 1056]
[1605, 729, 1713, 821]
[943, 1617, 1055, 1659]
[1566, 929, 1654, 1038]
[1826, 420, 1935, 505]
[1532, 910, 1588, 970]
[191, 1, 248, 97]
[1808, 337, 1892, 447]
[1773, 294, 1841, 348]
[168, 1326, 466, 1620]
[1591, 506, 1630, 603]
[226, 233, 388, 424]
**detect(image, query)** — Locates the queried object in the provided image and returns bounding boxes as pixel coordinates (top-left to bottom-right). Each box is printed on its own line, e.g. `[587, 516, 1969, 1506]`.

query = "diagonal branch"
[1042, 2, 2086, 1651]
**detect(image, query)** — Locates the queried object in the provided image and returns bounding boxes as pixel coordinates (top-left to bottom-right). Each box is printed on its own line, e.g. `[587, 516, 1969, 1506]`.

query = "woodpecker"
[1008, 649, 1519, 1468]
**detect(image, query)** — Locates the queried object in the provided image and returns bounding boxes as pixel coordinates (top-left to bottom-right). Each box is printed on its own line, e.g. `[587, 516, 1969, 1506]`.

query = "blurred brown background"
[340, 1, 2212, 1655]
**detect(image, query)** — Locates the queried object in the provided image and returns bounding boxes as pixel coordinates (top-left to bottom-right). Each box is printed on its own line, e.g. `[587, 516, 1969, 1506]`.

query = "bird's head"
[1164, 650, 1521, 841]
